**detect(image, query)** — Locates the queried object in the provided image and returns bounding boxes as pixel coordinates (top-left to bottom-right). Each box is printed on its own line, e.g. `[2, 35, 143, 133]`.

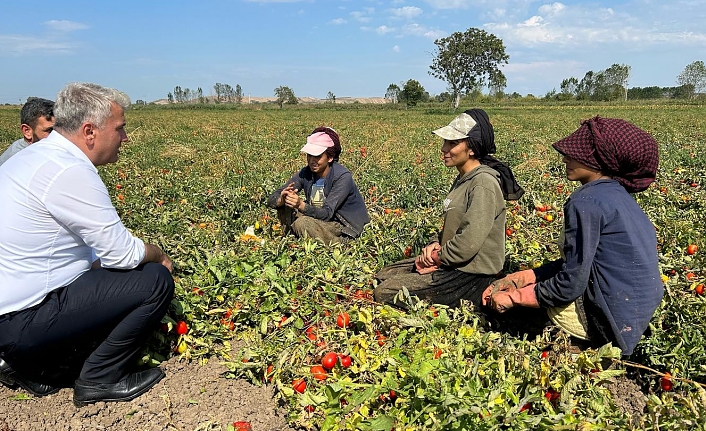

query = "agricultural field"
[0, 103, 705, 430]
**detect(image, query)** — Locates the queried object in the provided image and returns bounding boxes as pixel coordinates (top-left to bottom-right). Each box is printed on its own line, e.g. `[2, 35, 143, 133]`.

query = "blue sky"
[0, 0, 704, 103]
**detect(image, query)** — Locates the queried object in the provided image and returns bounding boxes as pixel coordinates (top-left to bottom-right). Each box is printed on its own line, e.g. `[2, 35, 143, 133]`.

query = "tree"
[196, 87, 204, 104]
[429, 28, 509, 109]
[399, 79, 426, 107]
[576, 71, 595, 100]
[326, 91, 336, 104]
[167, 92, 174, 104]
[677, 60, 706, 99]
[385, 84, 400, 104]
[274, 86, 297, 108]
[603, 63, 631, 101]
[560, 77, 579, 98]
[235, 84, 243, 104]
[213, 83, 224, 103]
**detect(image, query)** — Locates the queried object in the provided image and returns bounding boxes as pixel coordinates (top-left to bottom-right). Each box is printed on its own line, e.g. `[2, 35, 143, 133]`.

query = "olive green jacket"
[436, 165, 506, 275]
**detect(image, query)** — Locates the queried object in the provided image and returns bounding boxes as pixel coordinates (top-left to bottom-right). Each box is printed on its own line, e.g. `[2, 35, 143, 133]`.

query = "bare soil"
[0, 341, 294, 431]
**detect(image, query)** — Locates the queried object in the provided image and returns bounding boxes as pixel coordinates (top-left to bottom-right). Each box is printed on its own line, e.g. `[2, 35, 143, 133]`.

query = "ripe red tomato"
[404, 246, 412, 258]
[321, 352, 338, 370]
[505, 228, 514, 236]
[311, 365, 327, 381]
[232, 421, 252, 431]
[389, 390, 397, 400]
[541, 350, 549, 359]
[339, 354, 352, 368]
[520, 402, 532, 413]
[305, 325, 318, 341]
[304, 405, 315, 413]
[660, 373, 673, 391]
[336, 312, 350, 328]
[695, 284, 704, 295]
[376, 332, 386, 346]
[433, 347, 443, 359]
[292, 378, 306, 393]
[176, 320, 188, 335]
[545, 389, 560, 402]
[687, 244, 698, 255]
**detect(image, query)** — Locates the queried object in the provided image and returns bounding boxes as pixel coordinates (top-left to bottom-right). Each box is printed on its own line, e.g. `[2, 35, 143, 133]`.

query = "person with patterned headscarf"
[374, 109, 524, 309]
[267, 126, 369, 244]
[483, 116, 663, 356]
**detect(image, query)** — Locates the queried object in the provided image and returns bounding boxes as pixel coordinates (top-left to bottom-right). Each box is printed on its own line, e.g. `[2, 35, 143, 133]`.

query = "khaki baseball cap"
[432, 113, 477, 140]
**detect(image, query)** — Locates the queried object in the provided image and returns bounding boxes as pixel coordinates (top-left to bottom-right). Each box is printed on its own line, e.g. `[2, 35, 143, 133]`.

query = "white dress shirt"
[0, 131, 145, 315]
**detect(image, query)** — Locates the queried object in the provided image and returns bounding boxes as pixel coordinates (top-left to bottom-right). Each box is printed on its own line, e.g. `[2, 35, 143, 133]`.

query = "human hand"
[419, 242, 441, 267]
[283, 190, 303, 210]
[481, 277, 517, 306]
[505, 269, 536, 288]
[160, 254, 174, 273]
[488, 291, 515, 313]
[277, 183, 297, 206]
[414, 256, 438, 274]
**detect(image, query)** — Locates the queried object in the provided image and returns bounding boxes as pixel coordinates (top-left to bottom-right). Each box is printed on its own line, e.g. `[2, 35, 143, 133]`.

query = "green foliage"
[2, 104, 705, 430]
[429, 28, 509, 109]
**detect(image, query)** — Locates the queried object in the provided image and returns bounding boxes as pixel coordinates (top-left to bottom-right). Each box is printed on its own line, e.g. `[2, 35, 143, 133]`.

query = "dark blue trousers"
[0, 263, 174, 385]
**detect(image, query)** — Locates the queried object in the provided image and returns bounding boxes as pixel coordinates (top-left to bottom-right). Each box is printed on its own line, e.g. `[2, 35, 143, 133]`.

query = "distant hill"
[152, 95, 388, 105]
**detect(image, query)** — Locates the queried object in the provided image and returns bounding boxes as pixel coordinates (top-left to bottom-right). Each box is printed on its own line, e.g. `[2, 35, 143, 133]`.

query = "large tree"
[274, 86, 297, 108]
[429, 28, 509, 109]
[677, 60, 706, 99]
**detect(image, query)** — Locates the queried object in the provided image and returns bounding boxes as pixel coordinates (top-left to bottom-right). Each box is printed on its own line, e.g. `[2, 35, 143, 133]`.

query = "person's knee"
[141, 263, 175, 302]
[291, 216, 316, 237]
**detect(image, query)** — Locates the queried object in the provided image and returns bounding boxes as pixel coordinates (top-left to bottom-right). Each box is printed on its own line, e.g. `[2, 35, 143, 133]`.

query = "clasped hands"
[278, 183, 305, 211]
[414, 242, 441, 275]
[481, 269, 536, 313]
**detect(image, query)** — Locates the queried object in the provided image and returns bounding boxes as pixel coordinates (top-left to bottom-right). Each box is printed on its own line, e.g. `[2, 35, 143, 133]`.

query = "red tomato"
[292, 378, 306, 393]
[505, 228, 514, 236]
[545, 389, 560, 402]
[176, 320, 188, 335]
[404, 246, 413, 258]
[321, 352, 338, 370]
[541, 350, 549, 359]
[232, 421, 252, 431]
[433, 347, 443, 359]
[304, 405, 315, 413]
[336, 312, 350, 328]
[687, 244, 698, 255]
[339, 354, 352, 368]
[660, 373, 673, 391]
[305, 325, 318, 341]
[376, 332, 386, 346]
[696, 284, 704, 295]
[389, 390, 397, 400]
[520, 402, 532, 413]
[311, 365, 327, 381]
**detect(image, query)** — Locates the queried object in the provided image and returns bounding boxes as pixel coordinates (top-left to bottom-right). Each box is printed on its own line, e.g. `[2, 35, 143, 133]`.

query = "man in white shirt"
[0, 97, 55, 166]
[0, 83, 174, 406]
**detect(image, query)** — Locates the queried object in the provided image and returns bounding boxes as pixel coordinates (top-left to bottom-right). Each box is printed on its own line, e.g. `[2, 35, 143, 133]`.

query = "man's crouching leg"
[72, 263, 174, 405]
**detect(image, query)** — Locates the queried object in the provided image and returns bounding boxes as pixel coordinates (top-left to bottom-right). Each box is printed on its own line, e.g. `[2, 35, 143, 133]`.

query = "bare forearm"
[142, 243, 173, 272]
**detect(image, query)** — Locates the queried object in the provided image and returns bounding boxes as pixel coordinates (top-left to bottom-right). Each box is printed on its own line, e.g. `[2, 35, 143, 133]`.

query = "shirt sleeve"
[439, 184, 498, 267]
[534, 198, 602, 307]
[300, 172, 353, 221]
[43, 164, 145, 269]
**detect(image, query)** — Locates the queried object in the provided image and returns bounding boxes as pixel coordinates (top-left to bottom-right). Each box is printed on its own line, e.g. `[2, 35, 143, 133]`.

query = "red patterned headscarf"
[552, 116, 659, 193]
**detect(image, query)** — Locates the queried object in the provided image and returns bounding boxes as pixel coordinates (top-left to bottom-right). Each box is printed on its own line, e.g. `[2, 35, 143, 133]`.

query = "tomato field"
[1, 102, 705, 430]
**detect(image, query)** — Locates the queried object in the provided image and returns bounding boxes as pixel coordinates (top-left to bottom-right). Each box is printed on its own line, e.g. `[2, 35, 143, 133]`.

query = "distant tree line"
[167, 83, 243, 104]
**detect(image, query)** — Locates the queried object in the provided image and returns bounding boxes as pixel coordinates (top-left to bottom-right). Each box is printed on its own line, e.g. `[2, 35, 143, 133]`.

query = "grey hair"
[53, 83, 130, 134]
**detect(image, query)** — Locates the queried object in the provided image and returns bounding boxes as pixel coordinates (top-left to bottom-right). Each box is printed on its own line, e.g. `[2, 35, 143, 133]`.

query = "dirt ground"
[0, 341, 294, 431]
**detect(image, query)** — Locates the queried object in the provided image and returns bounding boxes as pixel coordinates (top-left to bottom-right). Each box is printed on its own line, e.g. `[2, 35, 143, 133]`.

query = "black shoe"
[73, 367, 165, 406]
[0, 358, 59, 397]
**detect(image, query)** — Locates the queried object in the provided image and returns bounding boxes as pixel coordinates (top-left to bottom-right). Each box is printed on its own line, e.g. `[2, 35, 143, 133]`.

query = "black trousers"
[0, 263, 174, 384]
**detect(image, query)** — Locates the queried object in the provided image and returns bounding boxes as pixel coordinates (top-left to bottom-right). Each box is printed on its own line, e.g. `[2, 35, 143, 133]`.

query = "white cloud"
[351, 8, 375, 23]
[377, 25, 395, 35]
[44, 20, 89, 33]
[400, 23, 444, 40]
[390, 6, 423, 19]
[330, 18, 347, 25]
[0, 35, 76, 54]
[422, 0, 470, 9]
[538, 3, 565, 16]
[393, 45, 401, 52]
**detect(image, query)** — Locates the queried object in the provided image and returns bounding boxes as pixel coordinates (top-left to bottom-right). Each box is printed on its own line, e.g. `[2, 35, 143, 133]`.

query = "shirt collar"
[43, 130, 99, 174]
